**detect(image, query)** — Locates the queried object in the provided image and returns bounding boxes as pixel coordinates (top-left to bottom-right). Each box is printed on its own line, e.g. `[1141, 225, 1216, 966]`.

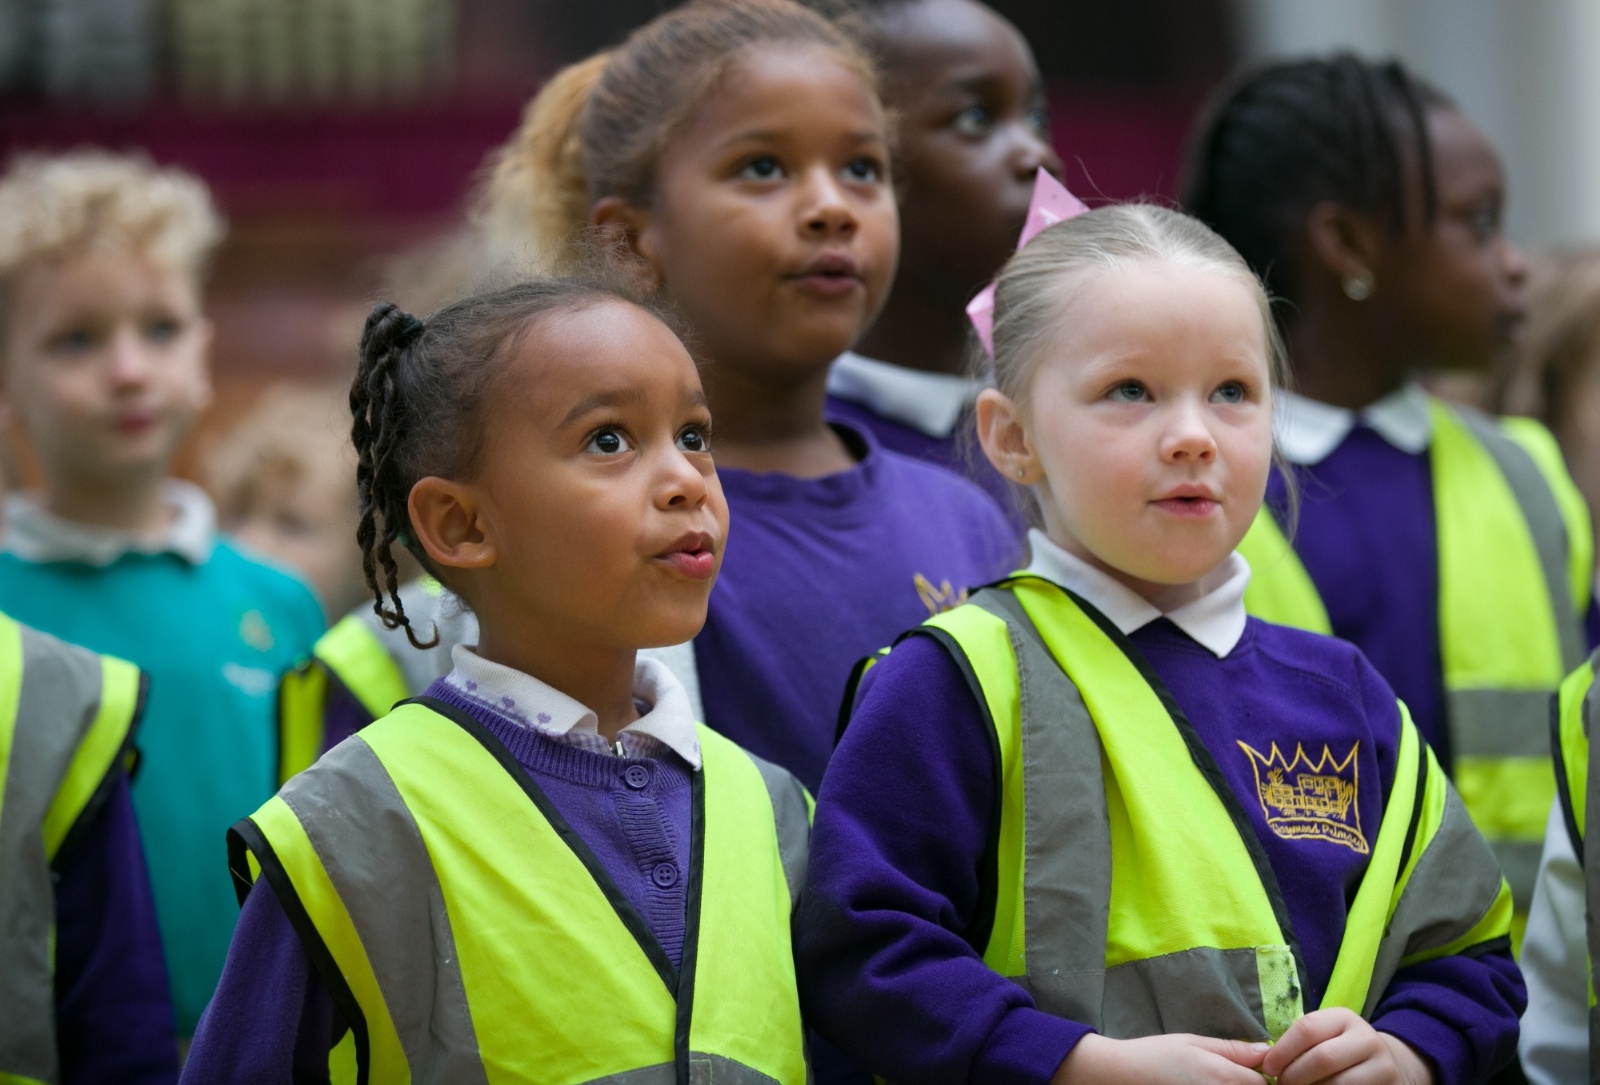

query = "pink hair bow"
[966, 168, 1089, 358]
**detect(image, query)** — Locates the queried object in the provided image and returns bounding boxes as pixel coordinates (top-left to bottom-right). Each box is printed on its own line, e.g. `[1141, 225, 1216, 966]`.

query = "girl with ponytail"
[184, 280, 813, 1082]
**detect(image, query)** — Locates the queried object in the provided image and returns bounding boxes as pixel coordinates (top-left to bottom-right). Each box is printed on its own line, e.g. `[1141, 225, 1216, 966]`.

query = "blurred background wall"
[0, 0, 1585, 470]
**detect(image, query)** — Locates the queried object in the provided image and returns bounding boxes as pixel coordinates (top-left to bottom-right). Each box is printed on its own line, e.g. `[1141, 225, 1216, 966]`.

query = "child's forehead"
[879, 0, 1034, 78]
[691, 42, 883, 134]
[11, 244, 199, 305]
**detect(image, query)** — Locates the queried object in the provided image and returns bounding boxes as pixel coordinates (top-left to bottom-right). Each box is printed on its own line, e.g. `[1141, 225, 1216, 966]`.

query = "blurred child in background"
[825, 0, 1062, 514]
[187, 279, 811, 1082]
[206, 381, 368, 620]
[0, 612, 176, 1083]
[0, 151, 325, 1037]
[1183, 55, 1594, 935]
[800, 201, 1522, 1085]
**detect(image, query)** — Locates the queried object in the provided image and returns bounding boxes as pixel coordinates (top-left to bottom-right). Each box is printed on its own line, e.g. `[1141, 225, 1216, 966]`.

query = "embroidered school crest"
[914, 573, 967, 616]
[1236, 741, 1367, 854]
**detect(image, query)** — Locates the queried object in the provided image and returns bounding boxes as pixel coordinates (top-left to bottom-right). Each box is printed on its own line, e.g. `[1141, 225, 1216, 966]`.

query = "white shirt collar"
[1022, 529, 1251, 658]
[1274, 381, 1433, 465]
[826, 351, 980, 439]
[443, 645, 702, 769]
[1, 479, 216, 566]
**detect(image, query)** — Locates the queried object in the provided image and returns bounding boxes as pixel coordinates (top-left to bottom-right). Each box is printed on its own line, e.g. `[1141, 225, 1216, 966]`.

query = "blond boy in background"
[0, 151, 324, 1038]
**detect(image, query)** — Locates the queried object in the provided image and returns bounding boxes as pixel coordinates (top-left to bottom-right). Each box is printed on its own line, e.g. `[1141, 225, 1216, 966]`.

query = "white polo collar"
[444, 645, 702, 769]
[2, 479, 216, 566]
[1274, 381, 1433, 466]
[826, 351, 980, 439]
[1022, 529, 1251, 658]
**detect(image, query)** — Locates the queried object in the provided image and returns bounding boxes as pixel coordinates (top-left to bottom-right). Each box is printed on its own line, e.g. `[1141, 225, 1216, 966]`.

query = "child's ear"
[590, 197, 662, 290]
[408, 476, 496, 572]
[1305, 201, 1387, 293]
[975, 388, 1041, 485]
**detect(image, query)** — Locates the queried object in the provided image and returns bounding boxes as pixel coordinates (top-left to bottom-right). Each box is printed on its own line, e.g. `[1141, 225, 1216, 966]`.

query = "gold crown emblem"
[914, 573, 968, 616]
[1236, 741, 1367, 854]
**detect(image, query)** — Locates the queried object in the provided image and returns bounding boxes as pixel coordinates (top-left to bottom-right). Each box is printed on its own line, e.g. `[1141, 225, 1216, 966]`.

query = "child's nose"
[105, 330, 154, 385]
[658, 449, 710, 509]
[800, 169, 858, 239]
[1162, 405, 1219, 461]
[1010, 126, 1063, 184]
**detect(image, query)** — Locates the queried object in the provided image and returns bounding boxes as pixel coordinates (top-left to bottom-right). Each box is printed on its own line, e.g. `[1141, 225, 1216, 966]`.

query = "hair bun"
[359, 302, 426, 363]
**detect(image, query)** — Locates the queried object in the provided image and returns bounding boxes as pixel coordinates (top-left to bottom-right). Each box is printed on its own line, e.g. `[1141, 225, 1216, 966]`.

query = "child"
[1182, 55, 1594, 931]
[0, 151, 326, 1036]
[797, 204, 1523, 1083]
[184, 279, 813, 1081]
[0, 613, 177, 1083]
[207, 381, 370, 621]
[825, 0, 1062, 513]
[483, 0, 1017, 792]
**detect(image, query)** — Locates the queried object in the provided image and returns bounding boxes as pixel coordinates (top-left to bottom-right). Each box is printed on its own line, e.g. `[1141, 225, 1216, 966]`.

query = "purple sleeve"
[1371, 950, 1524, 1085]
[322, 679, 374, 755]
[796, 634, 1088, 1085]
[54, 771, 178, 1085]
[179, 873, 344, 1083]
[1583, 592, 1600, 652]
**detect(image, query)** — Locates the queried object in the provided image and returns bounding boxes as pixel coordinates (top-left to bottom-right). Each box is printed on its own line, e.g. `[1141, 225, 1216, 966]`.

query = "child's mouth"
[1152, 495, 1220, 518]
[658, 532, 717, 580]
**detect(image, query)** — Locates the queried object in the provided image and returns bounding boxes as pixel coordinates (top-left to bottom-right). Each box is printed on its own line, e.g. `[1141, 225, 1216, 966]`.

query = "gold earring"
[1015, 465, 1026, 479]
[1342, 269, 1375, 301]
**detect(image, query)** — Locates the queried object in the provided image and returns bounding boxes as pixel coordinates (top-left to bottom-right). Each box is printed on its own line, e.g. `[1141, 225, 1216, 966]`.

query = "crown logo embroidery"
[914, 573, 968, 616]
[1236, 741, 1367, 854]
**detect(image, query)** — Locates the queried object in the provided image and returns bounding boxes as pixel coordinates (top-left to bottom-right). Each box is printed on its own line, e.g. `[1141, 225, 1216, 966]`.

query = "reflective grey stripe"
[1455, 408, 1585, 673]
[1491, 839, 1547, 914]
[1365, 782, 1509, 1017]
[275, 737, 489, 1084]
[0, 627, 117, 1084]
[742, 749, 810, 909]
[584, 1055, 782, 1084]
[1448, 688, 1565, 759]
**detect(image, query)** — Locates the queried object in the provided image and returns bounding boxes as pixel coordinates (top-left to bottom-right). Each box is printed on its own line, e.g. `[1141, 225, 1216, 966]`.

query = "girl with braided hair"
[1182, 55, 1595, 946]
[183, 281, 813, 1082]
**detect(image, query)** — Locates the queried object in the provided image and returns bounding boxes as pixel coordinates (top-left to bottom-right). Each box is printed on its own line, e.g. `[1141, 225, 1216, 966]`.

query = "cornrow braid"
[1179, 53, 1450, 312]
[348, 275, 681, 651]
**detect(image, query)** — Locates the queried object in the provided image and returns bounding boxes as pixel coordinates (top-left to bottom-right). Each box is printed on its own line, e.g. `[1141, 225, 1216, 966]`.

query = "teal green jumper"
[0, 538, 323, 1033]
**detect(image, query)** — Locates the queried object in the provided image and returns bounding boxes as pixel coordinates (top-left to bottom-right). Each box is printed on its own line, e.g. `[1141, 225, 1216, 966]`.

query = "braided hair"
[1180, 53, 1451, 313]
[349, 277, 673, 649]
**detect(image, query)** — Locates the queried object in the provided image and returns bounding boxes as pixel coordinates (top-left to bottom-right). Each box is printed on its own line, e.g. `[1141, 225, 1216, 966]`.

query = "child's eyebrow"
[559, 387, 648, 427]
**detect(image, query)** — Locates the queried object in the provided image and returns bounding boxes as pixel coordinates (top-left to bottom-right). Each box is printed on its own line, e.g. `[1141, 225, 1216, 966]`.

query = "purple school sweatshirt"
[796, 614, 1524, 1085]
[825, 394, 1025, 525]
[1264, 426, 1600, 763]
[53, 771, 178, 1085]
[181, 681, 694, 1079]
[696, 422, 1019, 792]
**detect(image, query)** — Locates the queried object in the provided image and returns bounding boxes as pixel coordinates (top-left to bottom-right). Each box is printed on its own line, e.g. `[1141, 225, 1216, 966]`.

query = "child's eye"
[1211, 381, 1249, 405]
[677, 425, 711, 454]
[49, 327, 98, 354]
[739, 155, 783, 181]
[952, 104, 994, 138]
[1107, 380, 1148, 403]
[1468, 205, 1500, 243]
[586, 428, 632, 455]
[145, 317, 183, 344]
[843, 157, 882, 184]
[1025, 106, 1051, 140]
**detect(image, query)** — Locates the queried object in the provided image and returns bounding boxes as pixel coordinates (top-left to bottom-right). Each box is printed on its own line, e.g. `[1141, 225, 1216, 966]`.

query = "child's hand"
[1261, 1008, 1435, 1085]
[1051, 1032, 1271, 1085]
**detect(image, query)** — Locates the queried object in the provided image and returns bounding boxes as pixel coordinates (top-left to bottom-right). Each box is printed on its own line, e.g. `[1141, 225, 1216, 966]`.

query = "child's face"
[228, 461, 361, 620]
[462, 300, 729, 652]
[880, 0, 1062, 304]
[629, 44, 898, 377]
[1374, 106, 1527, 371]
[987, 261, 1273, 601]
[3, 249, 212, 487]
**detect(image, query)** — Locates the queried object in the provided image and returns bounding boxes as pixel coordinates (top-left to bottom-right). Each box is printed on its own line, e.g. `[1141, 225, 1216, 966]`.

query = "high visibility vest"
[0, 613, 144, 1085]
[232, 699, 811, 1085]
[1238, 399, 1592, 925]
[858, 578, 1512, 1040]
[276, 578, 462, 784]
[1553, 651, 1600, 1081]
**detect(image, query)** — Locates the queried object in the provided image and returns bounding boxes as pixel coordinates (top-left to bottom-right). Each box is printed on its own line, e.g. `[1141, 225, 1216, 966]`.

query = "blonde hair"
[205, 383, 354, 528]
[473, 0, 876, 273]
[986, 203, 1287, 402]
[0, 151, 224, 285]
[1489, 248, 1600, 427]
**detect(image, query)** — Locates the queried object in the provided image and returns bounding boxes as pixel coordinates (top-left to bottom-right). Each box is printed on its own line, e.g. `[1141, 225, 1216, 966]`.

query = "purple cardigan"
[795, 615, 1524, 1085]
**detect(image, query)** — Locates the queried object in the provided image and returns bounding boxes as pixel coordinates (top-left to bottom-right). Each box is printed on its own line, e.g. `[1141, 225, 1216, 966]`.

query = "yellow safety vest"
[1553, 651, 1600, 1079]
[232, 699, 811, 1084]
[1238, 400, 1591, 934]
[0, 613, 144, 1085]
[855, 578, 1512, 1041]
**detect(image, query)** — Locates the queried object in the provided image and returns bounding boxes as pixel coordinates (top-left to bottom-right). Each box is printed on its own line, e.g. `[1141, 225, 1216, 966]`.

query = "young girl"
[1181, 55, 1594, 932]
[797, 205, 1522, 1084]
[824, 0, 1062, 513]
[470, 0, 1017, 792]
[182, 281, 812, 1081]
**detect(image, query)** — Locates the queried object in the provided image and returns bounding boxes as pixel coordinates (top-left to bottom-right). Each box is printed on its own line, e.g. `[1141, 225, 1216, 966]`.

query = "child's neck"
[853, 288, 971, 377]
[1287, 306, 1408, 410]
[473, 630, 641, 743]
[44, 469, 174, 537]
[698, 357, 857, 478]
